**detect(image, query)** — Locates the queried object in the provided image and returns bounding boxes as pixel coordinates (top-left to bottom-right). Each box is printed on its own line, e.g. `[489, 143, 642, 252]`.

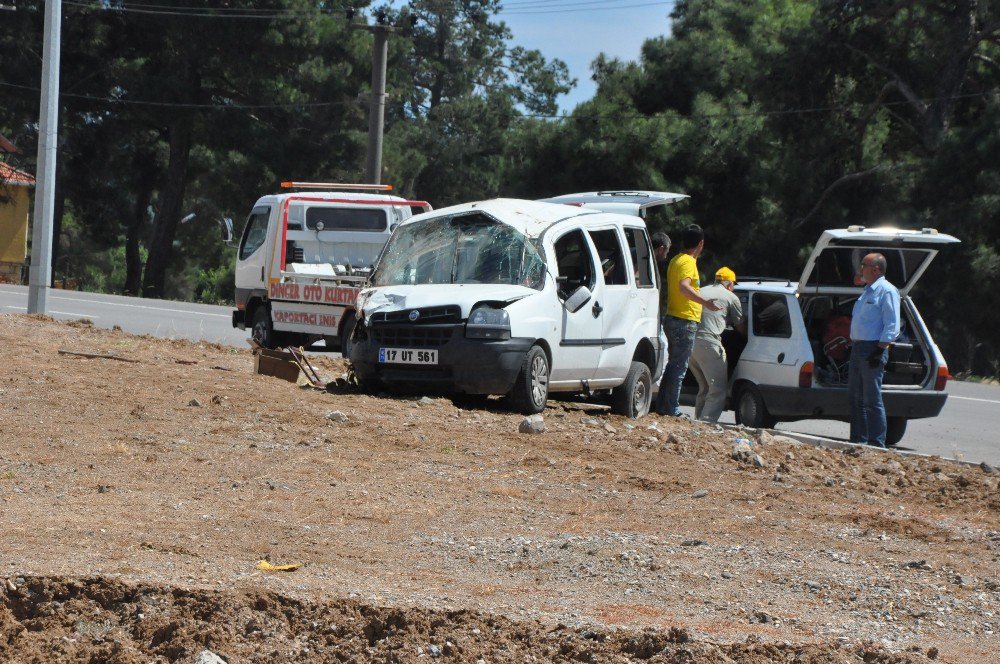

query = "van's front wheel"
[612, 362, 652, 419]
[340, 312, 357, 360]
[509, 346, 549, 414]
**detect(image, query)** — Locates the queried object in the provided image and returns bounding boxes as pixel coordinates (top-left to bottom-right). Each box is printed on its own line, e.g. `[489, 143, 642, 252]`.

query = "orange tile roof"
[0, 162, 35, 187]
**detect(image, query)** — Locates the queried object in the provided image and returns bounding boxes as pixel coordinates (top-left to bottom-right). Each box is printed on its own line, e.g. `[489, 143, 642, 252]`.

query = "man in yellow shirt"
[654, 224, 721, 416]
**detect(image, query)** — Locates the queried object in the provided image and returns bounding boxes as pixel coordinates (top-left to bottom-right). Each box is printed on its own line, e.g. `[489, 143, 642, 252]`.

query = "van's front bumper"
[352, 325, 535, 395]
[756, 385, 948, 421]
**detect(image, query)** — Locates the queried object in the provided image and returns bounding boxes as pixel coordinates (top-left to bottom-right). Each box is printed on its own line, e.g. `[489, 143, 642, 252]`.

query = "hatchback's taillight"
[798, 361, 814, 388]
[934, 365, 949, 391]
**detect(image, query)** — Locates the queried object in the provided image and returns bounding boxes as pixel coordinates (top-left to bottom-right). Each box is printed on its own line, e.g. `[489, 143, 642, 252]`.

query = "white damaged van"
[349, 192, 686, 417]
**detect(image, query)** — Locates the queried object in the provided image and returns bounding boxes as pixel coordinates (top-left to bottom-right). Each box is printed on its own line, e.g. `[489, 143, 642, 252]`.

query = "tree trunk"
[430, 10, 448, 109]
[922, 0, 978, 149]
[141, 116, 192, 298]
[124, 169, 155, 296]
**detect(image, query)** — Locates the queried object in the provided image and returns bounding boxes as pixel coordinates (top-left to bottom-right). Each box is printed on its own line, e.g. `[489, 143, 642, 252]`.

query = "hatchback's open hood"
[537, 191, 688, 217]
[798, 226, 960, 296]
[358, 283, 536, 320]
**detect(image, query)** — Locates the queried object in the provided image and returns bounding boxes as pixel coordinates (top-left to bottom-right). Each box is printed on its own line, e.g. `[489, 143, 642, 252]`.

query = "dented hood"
[358, 283, 537, 320]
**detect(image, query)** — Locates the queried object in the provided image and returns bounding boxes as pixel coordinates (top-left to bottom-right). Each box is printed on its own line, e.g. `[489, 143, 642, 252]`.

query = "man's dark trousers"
[656, 315, 698, 416]
[848, 340, 888, 447]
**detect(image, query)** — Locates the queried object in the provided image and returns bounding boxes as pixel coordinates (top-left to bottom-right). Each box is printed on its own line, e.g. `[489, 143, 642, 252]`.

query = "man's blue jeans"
[656, 315, 698, 416]
[848, 340, 888, 447]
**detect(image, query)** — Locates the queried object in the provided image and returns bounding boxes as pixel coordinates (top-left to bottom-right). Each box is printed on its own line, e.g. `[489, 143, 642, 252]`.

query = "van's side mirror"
[564, 286, 592, 313]
[220, 217, 234, 244]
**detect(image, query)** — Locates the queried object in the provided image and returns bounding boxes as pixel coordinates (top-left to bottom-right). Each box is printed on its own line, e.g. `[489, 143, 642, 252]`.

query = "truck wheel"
[885, 417, 907, 447]
[612, 361, 652, 419]
[735, 385, 777, 429]
[509, 346, 549, 414]
[340, 312, 357, 360]
[251, 307, 278, 349]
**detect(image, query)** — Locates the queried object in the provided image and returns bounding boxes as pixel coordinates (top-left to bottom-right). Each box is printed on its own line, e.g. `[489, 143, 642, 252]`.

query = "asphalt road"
[683, 380, 1000, 467]
[0, 284, 247, 347]
[3, 284, 998, 466]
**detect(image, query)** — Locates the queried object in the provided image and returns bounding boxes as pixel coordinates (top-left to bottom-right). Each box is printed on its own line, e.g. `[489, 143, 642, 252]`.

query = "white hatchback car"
[350, 193, 684, 417]
[696, 226, 959, 445]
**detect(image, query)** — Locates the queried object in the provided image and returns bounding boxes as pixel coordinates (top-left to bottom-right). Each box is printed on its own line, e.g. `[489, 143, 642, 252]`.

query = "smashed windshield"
[372, 213, 546, 290]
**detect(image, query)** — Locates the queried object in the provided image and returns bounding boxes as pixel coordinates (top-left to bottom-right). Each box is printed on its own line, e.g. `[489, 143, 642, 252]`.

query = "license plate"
[378, 348, 438, 365]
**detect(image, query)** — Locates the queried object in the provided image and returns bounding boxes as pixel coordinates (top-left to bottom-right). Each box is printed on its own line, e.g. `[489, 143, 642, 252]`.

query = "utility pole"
[27, 0, 61, 313]
[348, 8, 414, 185]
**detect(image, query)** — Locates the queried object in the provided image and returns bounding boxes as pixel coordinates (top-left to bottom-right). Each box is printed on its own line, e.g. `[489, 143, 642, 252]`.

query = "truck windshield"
[372, 213, 546, 290]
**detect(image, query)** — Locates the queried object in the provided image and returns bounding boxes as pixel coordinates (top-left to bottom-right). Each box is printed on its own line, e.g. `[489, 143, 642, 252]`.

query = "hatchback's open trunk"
[795, 227, 959, 389]
[799, 294, 931, 388]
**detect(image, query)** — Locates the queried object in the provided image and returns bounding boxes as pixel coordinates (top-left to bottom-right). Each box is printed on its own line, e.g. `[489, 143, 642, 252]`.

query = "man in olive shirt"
[688, 267, 745, 422]
[654, 225, 720, 416]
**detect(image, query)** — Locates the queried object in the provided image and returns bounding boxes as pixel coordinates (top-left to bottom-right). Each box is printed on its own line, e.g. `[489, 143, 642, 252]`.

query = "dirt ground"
[1, 314, 997, 663]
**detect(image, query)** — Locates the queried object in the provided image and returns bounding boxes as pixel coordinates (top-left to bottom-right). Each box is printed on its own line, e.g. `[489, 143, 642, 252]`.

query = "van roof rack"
[280, 182, 393, 191]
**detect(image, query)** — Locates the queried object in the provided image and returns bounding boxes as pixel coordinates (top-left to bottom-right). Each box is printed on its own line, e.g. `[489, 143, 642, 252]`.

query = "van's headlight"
[466, 306, 511, 340]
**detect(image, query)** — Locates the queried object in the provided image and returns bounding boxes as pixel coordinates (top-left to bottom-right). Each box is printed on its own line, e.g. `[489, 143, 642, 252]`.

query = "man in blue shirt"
[849, 253, 900, 447]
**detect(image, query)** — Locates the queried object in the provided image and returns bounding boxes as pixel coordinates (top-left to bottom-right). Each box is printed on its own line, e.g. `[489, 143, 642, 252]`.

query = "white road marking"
[47, 295, 231, 318]
[950, 395, 1000, 405]
[3, 305, 98, 318]
[53, 310, 100, 318]
[0, 292, 229, 318]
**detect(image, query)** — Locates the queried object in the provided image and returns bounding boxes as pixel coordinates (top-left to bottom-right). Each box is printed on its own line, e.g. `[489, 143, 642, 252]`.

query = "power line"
[502, 0, 674, 14]
[2, 79, 993, 119]
[0, 80, 358, 109]
[516, 90, 999, 120]
[53, 0, 676, 18]
[74, 0, 322, 12]
[60, 0, 335, 19]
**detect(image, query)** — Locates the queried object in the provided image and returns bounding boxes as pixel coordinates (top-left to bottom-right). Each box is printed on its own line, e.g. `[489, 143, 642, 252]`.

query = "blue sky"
[497, 1, 677, 112]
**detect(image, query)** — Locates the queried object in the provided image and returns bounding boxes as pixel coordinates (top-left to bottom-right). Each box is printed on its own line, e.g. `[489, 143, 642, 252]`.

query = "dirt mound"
[0, 314, 994, 663]
[1, 576, 920, 663]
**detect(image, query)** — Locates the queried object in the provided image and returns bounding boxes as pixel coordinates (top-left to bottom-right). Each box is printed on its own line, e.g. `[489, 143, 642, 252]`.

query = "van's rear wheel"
[612, 361, 652, 419]
[885, 417, 907, 447]
[509, 346, 549, 414]
[735, 385, 777, 428]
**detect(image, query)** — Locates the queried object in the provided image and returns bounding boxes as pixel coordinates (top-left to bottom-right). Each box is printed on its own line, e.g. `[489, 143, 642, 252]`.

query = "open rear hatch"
[797, 226, 959, 388]
[797, 226, 960, 297]
[537, 191, 688, 218]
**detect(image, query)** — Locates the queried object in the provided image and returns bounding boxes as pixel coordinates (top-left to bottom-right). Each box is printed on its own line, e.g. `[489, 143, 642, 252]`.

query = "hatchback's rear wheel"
[509, 346, 549, 414]
[612, 361, 652, 419]
[735, 385, 777, 429]
[885, 417, 907, 447]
